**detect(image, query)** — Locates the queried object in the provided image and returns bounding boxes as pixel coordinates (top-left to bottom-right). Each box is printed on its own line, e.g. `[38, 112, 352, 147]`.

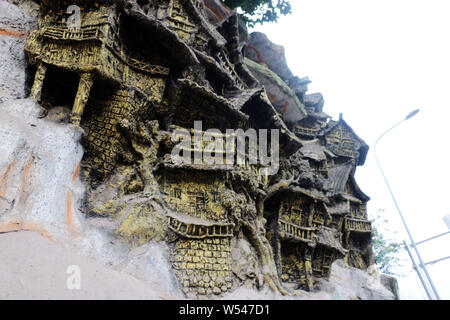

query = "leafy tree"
[221, 0, 292, 26]
[370, 209, 404, 276]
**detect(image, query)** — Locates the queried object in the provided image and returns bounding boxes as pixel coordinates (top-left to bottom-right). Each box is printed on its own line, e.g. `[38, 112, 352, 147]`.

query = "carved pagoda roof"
[178, 0, 227, 47]
[177, 78, 249, 121]
[326, 160, 354, 195]
[325, 159, 370, 202]
[299, 139, 329, 162]
[286, 186, 329, 204]
[317, 226, 347, 256]
[347, 174, 370, 202]
[123, 4, 200, 68]
[240, 89, 303, 157]
[323, 114, 369, 165]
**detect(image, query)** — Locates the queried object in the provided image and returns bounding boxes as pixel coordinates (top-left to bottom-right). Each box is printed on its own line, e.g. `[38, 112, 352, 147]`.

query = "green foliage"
[221, 0, 292, 26]
[370, 209, 403, 276]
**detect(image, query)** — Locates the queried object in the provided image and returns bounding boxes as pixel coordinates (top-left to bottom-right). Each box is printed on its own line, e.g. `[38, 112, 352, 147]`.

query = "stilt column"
[304, 246, 314, 291]
[30, 62, 47, 102]
[70, 72, 94, 125]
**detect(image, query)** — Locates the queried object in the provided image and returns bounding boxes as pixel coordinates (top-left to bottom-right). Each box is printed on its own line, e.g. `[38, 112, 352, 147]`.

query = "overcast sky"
[251, 0, 450, 299]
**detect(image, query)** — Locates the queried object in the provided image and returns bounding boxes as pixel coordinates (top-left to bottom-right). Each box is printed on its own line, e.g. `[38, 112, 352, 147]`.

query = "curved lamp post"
[374, 109, 441, 300]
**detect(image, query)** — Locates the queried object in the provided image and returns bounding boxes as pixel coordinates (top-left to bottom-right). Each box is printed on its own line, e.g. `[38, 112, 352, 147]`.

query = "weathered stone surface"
[313, 260, 396, 300]
[0, 230, 394, 300]
[116, 241, 184, 298]
[245, 32, 294, 81]
[304, 92, 325, 112]
[0, 0, 37, 103]
[244, 32, 316, 102]
[0, 98, 85, 241]
[0, 230, 179, 299]
[380, 273, 400, 300]
[245, 57, 307, 124]
[204, 0, 231, 23]
[223, 259, 395, 300]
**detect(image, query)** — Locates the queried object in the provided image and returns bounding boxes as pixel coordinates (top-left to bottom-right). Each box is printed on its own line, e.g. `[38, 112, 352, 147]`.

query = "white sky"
[251, 0, 450, 299]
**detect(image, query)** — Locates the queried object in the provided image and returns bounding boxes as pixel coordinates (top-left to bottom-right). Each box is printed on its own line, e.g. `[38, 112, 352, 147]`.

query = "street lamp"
[444, 214, 450, 230]
[374, 109, 441, 300]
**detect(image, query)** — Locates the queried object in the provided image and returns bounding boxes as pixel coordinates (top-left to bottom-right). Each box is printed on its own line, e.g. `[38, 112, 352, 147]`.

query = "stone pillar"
[70, 72, 94, 125]
[304, 246, 314, 291]
[30, 62, 47, 102]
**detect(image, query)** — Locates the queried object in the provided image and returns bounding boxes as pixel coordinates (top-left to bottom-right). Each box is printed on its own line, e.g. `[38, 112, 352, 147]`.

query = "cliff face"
[0, 0, 396, 300]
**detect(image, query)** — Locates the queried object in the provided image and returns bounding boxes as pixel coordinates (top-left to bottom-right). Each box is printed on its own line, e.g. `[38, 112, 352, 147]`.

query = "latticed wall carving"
[170, 238, 233, 297]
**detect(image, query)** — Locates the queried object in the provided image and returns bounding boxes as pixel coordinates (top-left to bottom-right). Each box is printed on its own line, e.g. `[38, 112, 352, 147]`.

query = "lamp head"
[405, 109, 420, 120]
[444, 214, 450, 230]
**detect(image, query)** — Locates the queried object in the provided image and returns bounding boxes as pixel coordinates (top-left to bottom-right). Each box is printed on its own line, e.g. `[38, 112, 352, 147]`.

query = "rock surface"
[245, 57, 307, 124]
[0, 0, 37, 103]
[0, 230, 175, 299]
[0, 230, 394, 300]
